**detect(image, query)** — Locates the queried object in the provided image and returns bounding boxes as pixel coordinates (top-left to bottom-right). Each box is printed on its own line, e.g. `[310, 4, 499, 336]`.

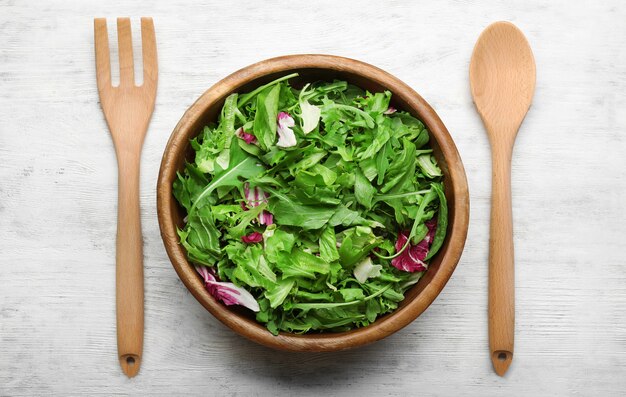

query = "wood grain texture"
[95, 17, 158, 377]
[470, 21, 536, 376]
[1, 0, 626, 395]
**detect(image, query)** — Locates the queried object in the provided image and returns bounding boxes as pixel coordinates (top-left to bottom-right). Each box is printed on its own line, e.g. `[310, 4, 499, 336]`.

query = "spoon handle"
[488, 144, 515, 376]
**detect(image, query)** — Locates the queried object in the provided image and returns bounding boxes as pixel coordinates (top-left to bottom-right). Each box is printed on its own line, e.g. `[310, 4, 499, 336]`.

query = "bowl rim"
[157, 54, 469, 352]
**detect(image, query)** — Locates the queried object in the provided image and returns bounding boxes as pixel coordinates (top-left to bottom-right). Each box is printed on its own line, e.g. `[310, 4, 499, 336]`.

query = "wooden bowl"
[157, 54, 469, 352]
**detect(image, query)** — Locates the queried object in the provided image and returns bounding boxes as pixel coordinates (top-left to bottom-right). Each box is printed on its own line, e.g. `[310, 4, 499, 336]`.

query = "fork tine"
[140, 17, 158, 89]
[117, 18, 134, 86]
[94, 18, 111, 90]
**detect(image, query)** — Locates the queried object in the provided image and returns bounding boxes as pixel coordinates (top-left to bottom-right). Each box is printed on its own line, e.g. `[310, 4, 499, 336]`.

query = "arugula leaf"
[265, 279, 295, 308]
[375, 141, 391, 185]
[380, 138, 416, 194]
[237, 73, 298, 107]
[354, 168, 376, 209]
[289, 149, 327, 174]
[228, 203, 267, 239]
[193, 94, 239, 174]
[266, 188, 337, 229]
[327, 205, 381, 228]
[358, 117, 392, 160]
[173, 165, 207, 212]
[188, 143, 265, 216]
[321, 102, 375, 129]
[276, 249, 330, 279]
[264, 228, 296, 263]
[337, 226, 381, 267]
[253, 84, 281, 151]
[226, 244, 276, 290]
[417, 153, 443, 178]
[393, 113, 429, 148]
[293, 186, 341, 206]
[356, 91, 391, 115]
[339, 288, 366, 301]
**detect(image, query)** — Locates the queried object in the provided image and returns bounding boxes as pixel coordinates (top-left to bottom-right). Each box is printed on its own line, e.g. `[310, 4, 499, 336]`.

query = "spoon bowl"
[471, 21, 536, 141]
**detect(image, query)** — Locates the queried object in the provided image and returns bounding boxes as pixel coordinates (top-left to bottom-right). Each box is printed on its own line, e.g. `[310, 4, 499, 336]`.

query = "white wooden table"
[1, 1, 625, 395]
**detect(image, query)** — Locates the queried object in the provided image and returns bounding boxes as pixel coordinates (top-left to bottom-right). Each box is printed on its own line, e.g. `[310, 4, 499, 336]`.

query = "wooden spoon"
[469, 21, 536, 376]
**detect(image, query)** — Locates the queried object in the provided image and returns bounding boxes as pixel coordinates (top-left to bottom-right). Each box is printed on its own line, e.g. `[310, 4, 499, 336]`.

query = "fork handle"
[115, 154, 144, 377]
[488, 143, 515, 376]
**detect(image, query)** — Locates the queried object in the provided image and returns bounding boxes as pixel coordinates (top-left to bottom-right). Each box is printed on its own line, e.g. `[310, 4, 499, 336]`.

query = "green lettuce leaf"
[319, 226, 340, 263]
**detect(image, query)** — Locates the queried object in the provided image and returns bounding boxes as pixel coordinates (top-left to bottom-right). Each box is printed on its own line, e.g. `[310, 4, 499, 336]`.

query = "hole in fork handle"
[119, 354, 141, 377]
[491, 350, 513, 376]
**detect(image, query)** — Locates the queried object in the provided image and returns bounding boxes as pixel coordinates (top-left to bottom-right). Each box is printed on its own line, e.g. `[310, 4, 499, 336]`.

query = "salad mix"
[173, 74, 447, 334]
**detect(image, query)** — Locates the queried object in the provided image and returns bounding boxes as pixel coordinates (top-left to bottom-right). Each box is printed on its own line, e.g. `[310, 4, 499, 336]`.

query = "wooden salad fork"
[94, 17, 157, 377]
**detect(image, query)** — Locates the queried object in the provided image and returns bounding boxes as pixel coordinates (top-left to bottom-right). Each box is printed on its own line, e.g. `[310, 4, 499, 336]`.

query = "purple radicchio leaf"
[391, 219, 437, 273]
[241, 231, 263, 244]
[195, 266, 260, 312]
[276, 112, 297, 148]
[258, 210, 273, 225]
[243, 182, 274, 225]
[383, 106, 397, 115]
[236, 127, 257, 145]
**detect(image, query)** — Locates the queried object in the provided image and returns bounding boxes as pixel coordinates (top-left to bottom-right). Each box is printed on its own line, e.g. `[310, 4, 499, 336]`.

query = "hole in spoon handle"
[491, 350, 513, 376]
